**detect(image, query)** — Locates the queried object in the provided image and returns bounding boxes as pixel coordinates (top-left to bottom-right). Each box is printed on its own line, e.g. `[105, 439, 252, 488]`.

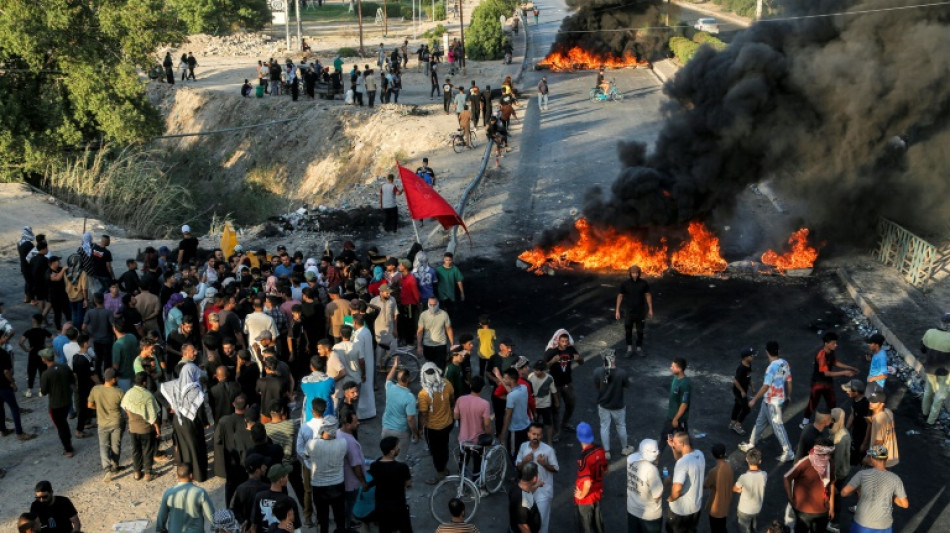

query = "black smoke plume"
[546, 0, 667, 62]
[540, 0, 950, 250]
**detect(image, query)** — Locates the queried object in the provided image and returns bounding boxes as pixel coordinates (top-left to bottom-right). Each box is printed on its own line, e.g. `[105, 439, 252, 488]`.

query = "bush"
[338, 47, 360, 57]
[467, 0, 518, 60]
[421, 24, 448, 48]
[360, 2, 403, 18]
[400, 4, 414, 18]
[669, 36, 700, 64]
[692, 32, 727, 50]
[424, 2, 446, 21]
[710, 0, 762, 17]
[169, 0, 271, 34]
[43, 148, 195, 238]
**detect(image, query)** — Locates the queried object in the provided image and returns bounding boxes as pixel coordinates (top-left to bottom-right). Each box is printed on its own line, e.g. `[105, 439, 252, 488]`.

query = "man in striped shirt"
[435, 497, 480, 532]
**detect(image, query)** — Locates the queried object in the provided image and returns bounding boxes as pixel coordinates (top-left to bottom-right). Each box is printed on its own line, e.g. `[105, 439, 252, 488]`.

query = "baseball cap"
[378, 283, 391, 293]
[868, 391, 886, 404]
[740, 347, 758, 358]
[576, 422, 594, 444]
[181, 224, 191, 233]
[866, 444, 889, 460]
[267, 463, 293, 482]
[841, 379, 865, 393]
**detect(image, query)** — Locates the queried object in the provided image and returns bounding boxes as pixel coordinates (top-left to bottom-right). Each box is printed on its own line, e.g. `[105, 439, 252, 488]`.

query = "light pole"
[295, 0, 303, 51]
[458, 0, 465, 73]
[357, 0, 365, 54]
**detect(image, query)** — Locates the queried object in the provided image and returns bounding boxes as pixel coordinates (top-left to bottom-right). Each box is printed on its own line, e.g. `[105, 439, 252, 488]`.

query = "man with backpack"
[416, 158, 437, 187]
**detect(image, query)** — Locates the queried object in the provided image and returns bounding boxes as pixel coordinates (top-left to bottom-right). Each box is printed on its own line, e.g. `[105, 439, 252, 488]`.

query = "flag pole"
[411, 218, 422, 244]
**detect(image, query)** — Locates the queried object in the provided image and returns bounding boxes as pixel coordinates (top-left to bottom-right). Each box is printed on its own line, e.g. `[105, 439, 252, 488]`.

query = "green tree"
[0, 0, 183, 179]
[466, 0, 517, 60]
[168, 0, 272, 34]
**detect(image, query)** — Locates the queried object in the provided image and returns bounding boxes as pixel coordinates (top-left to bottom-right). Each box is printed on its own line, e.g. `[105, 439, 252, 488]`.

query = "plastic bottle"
[662, 467, 669, 478]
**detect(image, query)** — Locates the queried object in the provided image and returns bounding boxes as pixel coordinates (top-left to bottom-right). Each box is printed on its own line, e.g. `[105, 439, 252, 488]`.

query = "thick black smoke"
[547, 0, 667, 62]
[541, 0, 950, 250]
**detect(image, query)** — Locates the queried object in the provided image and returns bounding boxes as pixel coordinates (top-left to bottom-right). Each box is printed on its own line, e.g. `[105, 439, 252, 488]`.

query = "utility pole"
[285, 4, 291, 51]
[357, 0, 365, 55]
[458, 0, 465, 73]
[383, 0, 388, 36]
[413, 0, 417, 39]
[295, 0, 303, 51]
[755, 0, 763, 19]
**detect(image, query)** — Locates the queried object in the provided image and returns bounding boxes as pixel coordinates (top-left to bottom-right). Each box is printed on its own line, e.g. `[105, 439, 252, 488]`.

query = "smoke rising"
[542, 0, 950, 250]
[547, 0, 667, 61]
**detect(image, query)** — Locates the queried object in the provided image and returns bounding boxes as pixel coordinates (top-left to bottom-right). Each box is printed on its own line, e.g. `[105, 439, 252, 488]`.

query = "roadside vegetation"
[668, 29, 727, 64]
[467, 0, 519, 59]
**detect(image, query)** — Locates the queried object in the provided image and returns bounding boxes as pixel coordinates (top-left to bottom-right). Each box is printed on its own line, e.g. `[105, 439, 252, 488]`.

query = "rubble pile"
[180, 32, 283, 58]
[268, 204, 384, 233]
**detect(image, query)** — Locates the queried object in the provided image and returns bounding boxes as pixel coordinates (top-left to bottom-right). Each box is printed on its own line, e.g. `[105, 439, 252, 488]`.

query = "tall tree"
[0, 0, 182, 179]
[168, 0, 272, 35]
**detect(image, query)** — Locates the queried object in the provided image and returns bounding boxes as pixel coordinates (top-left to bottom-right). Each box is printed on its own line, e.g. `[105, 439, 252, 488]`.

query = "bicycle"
[448, 126, 479, 152]
[429, 434, 509, 523]
[376, 344, 422, 384]
[589, 84, 624, 102]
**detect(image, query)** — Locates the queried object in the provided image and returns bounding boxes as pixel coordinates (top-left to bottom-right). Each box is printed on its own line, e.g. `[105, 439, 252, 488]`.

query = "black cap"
[740, 347, 758, 358]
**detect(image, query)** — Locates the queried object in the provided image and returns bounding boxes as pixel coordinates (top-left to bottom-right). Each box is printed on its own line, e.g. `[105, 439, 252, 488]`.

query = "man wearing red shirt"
[800, 332, 857, 428]
[574, 421, 607, 533]
[396, 259, 420, 345]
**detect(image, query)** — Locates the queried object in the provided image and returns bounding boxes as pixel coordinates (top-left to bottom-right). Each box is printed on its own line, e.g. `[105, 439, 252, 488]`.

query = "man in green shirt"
[87, 368, 126, 474]
[156, 464, 215, 533]
[435, 252, 465, 312]
[445, 346, 467, 397]
[659, 357, 691, 456]
[111, 316, 137, 391]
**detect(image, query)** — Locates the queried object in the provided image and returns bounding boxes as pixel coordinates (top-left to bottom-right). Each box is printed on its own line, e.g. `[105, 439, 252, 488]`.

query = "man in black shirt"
[369, 436, 413, 532]
[91, 234, 114, 293]
[229, 453, 269, 528]
[509, 462, 543, 533]
[29, 241, 50, 317]
[842, 379, 870, 464]
[257, 357, 290, 424]
[730, 347, 756, 435]
[72, 333, 98, 437]
[0, 341, 36, 441]
[118, 259, 141, 294]
[545, 331, 582, 439]
[614, 265, 654, 357]
[177, 225, 200, 268]
[30, 480, 80, 533]
[250, 463, 302, 532]
[40, 348, 75, 456]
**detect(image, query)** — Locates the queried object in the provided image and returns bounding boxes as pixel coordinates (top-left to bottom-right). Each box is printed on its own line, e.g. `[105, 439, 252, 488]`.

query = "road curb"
[835, 266, 923, 373]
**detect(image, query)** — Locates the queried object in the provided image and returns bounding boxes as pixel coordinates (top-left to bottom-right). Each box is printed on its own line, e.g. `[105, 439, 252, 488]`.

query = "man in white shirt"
[667, 431, 705, 531]
[244, 298, 277, 367]
[304, 415, 348, 533]
[331, 326, 363, 411]
[379, 174, 402, 233]
[515, 423, 559, 533]
[626, 439, 663, 532]
[351, 315, 376, 420]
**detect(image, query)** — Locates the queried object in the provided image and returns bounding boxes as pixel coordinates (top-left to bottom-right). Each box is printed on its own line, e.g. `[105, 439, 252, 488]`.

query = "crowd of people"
[2, 218, 940, 533]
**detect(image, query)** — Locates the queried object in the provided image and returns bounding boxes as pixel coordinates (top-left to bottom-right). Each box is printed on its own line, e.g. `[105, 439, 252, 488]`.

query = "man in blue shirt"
[156, 464, 215, 533]
[274, 253, 294, 279]
[382, 355, 419, 461]
[866, 334, 889, 396]
[301, 356, 336, 420]
[501, 368, 531, 458]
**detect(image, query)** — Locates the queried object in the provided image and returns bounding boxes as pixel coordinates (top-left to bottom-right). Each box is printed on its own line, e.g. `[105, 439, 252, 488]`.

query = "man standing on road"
[626, 439, 663, 533]
[865, 334, 889, 396]
[454, 375, 492, 477]
[379, 173, 402, 234]
[615, 265, 653, 357]
[509, 462, 543, 533]
[545, 329, 581, 441]
[740, 341, 794, 462]
[40, 348, 75, 457]
[574, 422, 607, 533]
[841, 379, 870, 464]
[435, 252, 465, 313]
[866, 391, 899, 467]
[783, 437, 836, 533]
[593, 352, 634, 460]
[800, 332, 857, 429]
[919, 312, 950, 426]
[501, 368, 531, 458]
[840, 445, 909, 532]
[515, 422, 559, 533]
[418, 362, 455, 485]
[382, 357, 419, 462]
[443, 78, 454, 113]
[87, 368, 125, 476]
[157, 464, 216, 532]
[1, 329, 36, 442]
[417, 297, 454, 369]
[659, 358, 691, 456]
[537, 76, 549, 111]
[666, 431, 705, 533]
[416, 157, 437, 187]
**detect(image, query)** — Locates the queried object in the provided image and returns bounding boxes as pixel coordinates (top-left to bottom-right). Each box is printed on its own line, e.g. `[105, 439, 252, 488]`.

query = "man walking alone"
[740, 341, 794, 462]
[593, 352, 634, 460]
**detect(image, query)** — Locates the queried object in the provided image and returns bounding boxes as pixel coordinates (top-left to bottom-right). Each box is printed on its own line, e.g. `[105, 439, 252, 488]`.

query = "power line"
[531, 0, 950, 34]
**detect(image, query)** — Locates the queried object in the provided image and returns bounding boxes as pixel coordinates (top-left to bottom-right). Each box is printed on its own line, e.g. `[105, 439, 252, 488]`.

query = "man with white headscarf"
[418, 361, 455, 485]
[626, 439, 663, 533]
[161, 362, 209, 482]
[783, 436, 836, 533]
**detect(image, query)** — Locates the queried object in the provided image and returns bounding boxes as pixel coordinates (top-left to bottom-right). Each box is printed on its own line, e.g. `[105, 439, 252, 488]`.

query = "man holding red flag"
[396, 165, 470, 241]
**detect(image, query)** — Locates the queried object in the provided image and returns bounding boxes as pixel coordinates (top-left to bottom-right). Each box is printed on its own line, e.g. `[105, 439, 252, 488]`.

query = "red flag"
[397, 165, 470, 234]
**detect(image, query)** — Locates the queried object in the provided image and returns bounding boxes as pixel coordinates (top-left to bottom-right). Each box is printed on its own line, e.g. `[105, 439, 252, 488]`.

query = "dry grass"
[43, 147, 195, 238]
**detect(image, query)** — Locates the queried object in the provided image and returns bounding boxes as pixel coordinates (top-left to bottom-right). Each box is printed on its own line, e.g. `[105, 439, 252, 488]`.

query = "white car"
[694, 17, 720, 34]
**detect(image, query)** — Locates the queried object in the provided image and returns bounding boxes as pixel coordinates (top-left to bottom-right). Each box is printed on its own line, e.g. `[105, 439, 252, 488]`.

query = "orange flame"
[517, 218, 728, 276]
[518, 218, 669, 276]
[670, 221, 728, 276]
[538, 46, 648, 71]
[761, 228, 819, 272]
